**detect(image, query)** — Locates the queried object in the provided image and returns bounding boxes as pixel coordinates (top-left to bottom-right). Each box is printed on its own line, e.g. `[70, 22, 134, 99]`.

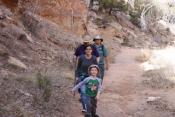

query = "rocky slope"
[0, 5, 82, 76]
[0, 1, 84, 116]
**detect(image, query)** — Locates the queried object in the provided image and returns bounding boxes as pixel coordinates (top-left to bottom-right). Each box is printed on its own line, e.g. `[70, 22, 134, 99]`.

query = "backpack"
[92, 44, 105, 56]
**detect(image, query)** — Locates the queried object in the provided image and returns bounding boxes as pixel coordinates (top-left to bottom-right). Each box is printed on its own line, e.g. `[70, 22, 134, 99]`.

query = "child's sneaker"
[81, 109, 86, 113]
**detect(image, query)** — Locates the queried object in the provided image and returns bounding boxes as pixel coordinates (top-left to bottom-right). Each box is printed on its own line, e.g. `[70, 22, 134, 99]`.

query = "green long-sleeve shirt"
[72, 76, 102, 97]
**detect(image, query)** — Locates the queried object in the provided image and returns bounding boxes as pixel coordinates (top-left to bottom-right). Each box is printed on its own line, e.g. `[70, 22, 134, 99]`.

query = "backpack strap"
[93, 44, 105, 56]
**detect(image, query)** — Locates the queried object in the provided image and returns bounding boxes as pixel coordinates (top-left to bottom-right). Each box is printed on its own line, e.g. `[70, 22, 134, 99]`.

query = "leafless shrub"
[142, 69, 175, 89]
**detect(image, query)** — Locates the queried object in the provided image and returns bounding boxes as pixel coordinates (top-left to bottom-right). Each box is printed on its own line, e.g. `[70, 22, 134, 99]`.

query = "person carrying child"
[72, 64, 102, 117]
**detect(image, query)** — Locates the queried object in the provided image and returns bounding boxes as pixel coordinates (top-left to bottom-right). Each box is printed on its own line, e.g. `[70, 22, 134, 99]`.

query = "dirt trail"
[71, 47, 175, 117]
[97, 47, 175, 117]
[97, 47, 144, 117]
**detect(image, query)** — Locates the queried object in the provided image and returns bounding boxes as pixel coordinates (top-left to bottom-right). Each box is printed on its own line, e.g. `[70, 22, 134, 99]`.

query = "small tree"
[100, 0, 128, 13]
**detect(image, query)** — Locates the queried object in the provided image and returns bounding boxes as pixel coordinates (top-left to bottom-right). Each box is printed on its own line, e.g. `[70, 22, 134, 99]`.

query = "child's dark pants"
[82, 95, 97, 117]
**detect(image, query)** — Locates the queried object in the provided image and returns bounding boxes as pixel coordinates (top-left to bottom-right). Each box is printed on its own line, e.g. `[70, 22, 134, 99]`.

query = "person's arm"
[92, 56, 98, 65]
[105, 56, 109, 70]
[93, 45, 100, 63]
[72, 78, 89, 92]
[96, 92, 100, 100]
[74, 46, 80, 68]
[96, 79, 102, 100]
[75, 57, 82, 77]
[97, 57, 100, 64]
[104, 46, 109, 70]
[75, 56, 79, 69]
[96, 57, 98, 65]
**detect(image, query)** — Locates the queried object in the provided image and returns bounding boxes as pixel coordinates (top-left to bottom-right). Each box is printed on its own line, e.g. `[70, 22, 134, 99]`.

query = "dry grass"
[141, 47, 175, 89]
[36, 72, 52, 102]
[142, 69, 175, 89]
[0, 64, 76, 117]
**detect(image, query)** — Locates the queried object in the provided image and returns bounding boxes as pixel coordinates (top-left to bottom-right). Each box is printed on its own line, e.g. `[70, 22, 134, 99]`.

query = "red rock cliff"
[1, 0, 88, 35]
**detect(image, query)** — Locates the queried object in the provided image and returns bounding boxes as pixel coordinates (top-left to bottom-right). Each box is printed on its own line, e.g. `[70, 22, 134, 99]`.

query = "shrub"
[36, 72, 52, 102]
[142, 69, 175, 89]
[129, 10, 141, 27]
[100, 0, 128, 13]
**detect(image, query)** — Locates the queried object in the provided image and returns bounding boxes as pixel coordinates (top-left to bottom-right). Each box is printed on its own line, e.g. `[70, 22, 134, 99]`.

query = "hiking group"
[72, 35, 109, 117]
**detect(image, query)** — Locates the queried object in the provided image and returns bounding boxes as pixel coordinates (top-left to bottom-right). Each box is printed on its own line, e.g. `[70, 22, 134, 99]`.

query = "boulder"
[147, 96, 161, 103]
[110, 22, 123, 31]
[8, 56, 27, 69]
[0, 5, 13, 20]
[0, 44, 8, 56]
[18, 33, 34, 43]
[115, 12, 138, 30]
[1, 23, 33, 43]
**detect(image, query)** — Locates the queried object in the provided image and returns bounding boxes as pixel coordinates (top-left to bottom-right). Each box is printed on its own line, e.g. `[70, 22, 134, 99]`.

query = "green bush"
[36, 72, 52, 102]
[128, 0, 145, 27]
[129, 10, 141, 27]
[99, 0, 145, 27]
[100, 0, 128, 13]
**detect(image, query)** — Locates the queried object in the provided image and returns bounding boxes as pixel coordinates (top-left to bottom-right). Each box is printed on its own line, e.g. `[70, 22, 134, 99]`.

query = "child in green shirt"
[72, 64, 102, 117]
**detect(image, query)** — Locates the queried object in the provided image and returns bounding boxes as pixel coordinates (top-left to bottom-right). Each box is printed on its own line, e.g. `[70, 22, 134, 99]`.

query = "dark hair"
[85, 45, 93, 50]
[93, 38, 103, 42]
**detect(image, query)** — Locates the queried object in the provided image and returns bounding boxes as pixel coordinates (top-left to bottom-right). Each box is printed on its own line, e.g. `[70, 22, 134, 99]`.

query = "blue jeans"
[80, 86, 86, 110]
[77, 75, 88, 110]
[82, 95, 97, 117]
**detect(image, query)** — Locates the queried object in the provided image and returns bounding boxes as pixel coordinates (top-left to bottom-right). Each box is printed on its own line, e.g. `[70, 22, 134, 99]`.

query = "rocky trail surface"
[71, 47, 175, 117]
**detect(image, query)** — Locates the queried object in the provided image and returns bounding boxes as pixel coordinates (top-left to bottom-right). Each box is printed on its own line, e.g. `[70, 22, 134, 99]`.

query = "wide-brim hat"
[93, 35, 103, 42]
[83, 35, 92, 43]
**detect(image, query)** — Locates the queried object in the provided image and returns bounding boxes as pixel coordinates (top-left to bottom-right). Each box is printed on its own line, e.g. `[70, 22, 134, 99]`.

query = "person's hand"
[105, 64, 109, 70]
[76, 77, 79, 81]
[96, 93, 100, 101]
[70, 90, 73, 93]
[71, 90, 76, 96]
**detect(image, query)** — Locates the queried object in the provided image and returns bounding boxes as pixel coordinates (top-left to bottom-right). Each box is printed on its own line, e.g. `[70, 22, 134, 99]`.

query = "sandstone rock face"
[0, 5, 82, 74]
[22, 11, 82, 47]
[1, 0, 88, 35]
